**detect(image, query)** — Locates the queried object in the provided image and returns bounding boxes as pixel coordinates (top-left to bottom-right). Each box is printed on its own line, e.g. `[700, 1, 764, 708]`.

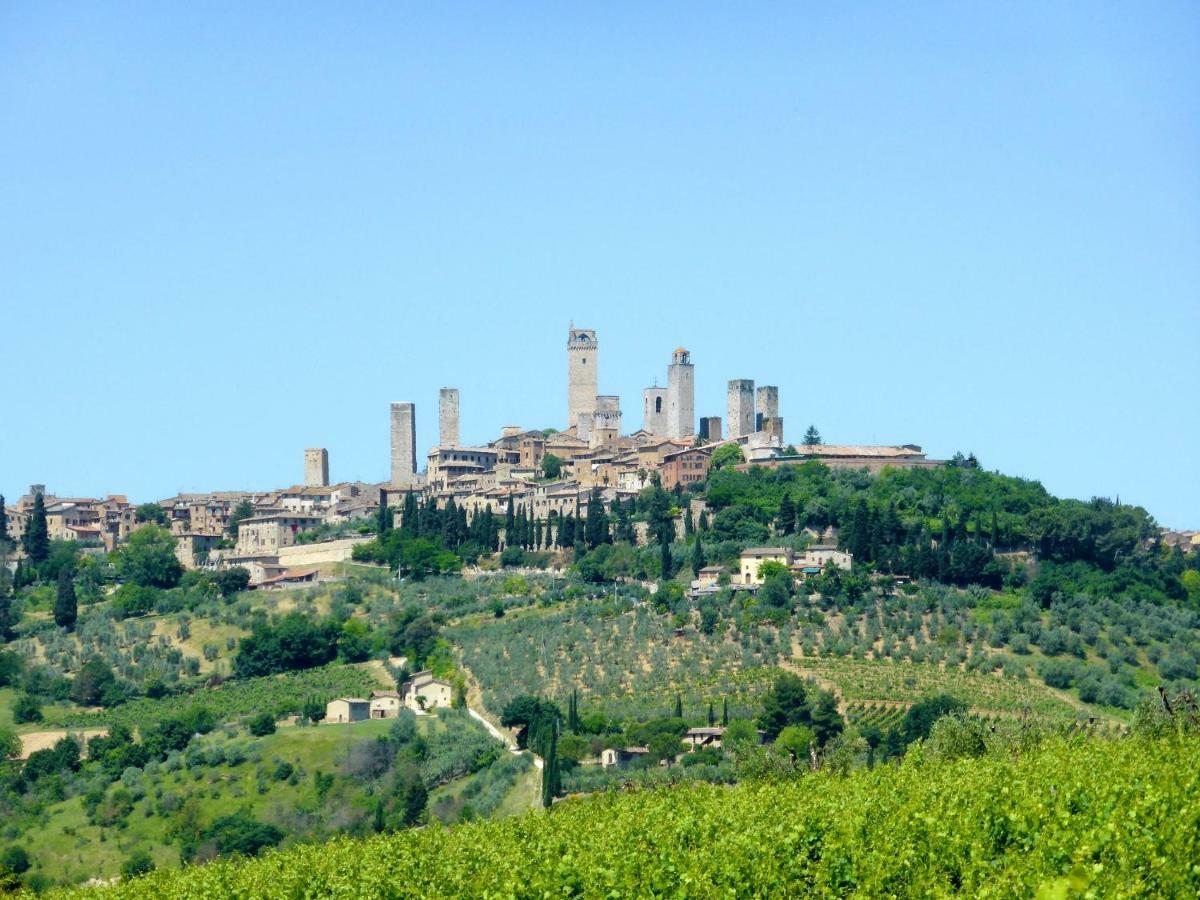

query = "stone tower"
[755, 385, 779, 432]
[727, 379, 755, 438]
[304, 448, 329, 487]
[567, 327, 598, 430]
[438, 388, 460, 447]
[699, 416, 723, 442]
[591, 395, 622, 449]
[666, 348, 695, 440]
[643, 386, 668, 436]
[390, 402, 417, 486]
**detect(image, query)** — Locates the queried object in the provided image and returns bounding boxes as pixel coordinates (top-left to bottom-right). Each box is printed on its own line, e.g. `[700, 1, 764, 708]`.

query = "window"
[655, 397, 663, 413]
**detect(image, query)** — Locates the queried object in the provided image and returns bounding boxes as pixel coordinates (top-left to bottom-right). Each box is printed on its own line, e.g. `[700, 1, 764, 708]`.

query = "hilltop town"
[2, 327, 947, 587]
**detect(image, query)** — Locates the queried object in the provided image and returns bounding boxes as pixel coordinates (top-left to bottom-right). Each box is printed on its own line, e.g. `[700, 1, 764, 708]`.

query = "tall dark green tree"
[567, 688, 580, 732]
[707, 702, 715, 726]
[691, 534, 704, 577]
[674, 693, 683, 718]
[541, 716, 560, 808]
[227, 499, 254, 540]
[0, 495, 8, 549]
[721, 697, 729, 726]
[54, 566, 78, 630]
[23, 492, 49, 565]
[659, 533, 672, 581]
[777, 493, 796, 535]
[584, 489, 609, 549]
[803, 425, 822, 446]
[378, 501, 393, 536]
[0, 585, 14, 642]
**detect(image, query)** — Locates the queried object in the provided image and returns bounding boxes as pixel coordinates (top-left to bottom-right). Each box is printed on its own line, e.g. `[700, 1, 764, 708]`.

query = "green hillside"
[51, 734, 1200, 898]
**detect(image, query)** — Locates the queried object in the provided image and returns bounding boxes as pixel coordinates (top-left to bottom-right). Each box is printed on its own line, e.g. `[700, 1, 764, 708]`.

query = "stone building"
[304, 448, 329, 488]
[439, 388, 460, 447]
[755, 386, 779, 435]
[643, 386, 668, 436]
[390, 401, 417, 486]
[727, 379, 755, 438]
[666, 348, 695, 440]
[699, 416, 723, 442]
[660, 446, 712, 492]
[567, 326, 598, 430]
[234, 512, 322, 555]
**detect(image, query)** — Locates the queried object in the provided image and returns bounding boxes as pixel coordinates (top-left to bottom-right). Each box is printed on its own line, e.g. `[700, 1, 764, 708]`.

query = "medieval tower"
[304, 448, 329, 487]
[727, 379, 755, 438]
[567, 326, 598, 430]
[390, 402, 417, 486]
[438, 387, 460, 447]
[643, 386, 668, 436]
[666, 347, 695, 440]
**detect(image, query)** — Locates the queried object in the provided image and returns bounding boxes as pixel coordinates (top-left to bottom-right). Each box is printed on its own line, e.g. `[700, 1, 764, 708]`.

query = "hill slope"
[54, 735, 1200, 898]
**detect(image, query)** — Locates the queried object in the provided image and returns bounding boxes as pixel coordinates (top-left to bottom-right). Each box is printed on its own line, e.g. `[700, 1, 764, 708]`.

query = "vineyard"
[55, 735, 1200, 898]
[791, 656, 1100, 719]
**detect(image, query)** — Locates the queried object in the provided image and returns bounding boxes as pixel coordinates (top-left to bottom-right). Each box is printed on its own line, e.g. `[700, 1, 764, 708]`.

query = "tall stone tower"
[390, 402, 417, 486]
[727, 379, 755, 438]
[591, 396, 623, 449]
[666, 348, 695, 440]
[567, 327, 598, 430]
[438, 388, 460, 447]
[643, 386, 668, 436]
[304, 448, 329, 487]
[755, 386, 778, 431]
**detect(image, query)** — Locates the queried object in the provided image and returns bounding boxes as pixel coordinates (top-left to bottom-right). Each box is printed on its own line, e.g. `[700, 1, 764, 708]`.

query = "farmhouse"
[600, 746, 650, 768]
[401, 670, 453, 711]
[369, 690, 402, 719]
[325, 698, 369, 723]
[684, 726, 726, 750]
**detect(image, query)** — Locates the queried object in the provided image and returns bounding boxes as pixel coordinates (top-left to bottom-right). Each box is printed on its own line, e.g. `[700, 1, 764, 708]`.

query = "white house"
[401, 670, 453, 711]
[325, 697, 369, 723]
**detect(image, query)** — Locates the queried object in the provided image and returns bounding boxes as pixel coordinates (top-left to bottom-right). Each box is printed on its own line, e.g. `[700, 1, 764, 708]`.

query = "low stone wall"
[276, 536, 371, 568]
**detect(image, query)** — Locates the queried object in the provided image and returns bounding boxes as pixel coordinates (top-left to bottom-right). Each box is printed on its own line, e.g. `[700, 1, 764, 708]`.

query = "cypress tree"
[674, 694, 682, 719]
[707, 702, 715, 726]
[721, 698, 729, 726]
[534, 517, 543, 550]
[659, 533, 671, 581]
[691, 533, 704, 577]
[0, 585, 14, 642]
[23, 492, 49, 565]
[54, 566, 77, 630]
[378, 501, 392, 536]
[541, 717, 559, 808]
[0, 495, 8, 548]
[778, 493, 795, 535]
[504, 496, 515, 537]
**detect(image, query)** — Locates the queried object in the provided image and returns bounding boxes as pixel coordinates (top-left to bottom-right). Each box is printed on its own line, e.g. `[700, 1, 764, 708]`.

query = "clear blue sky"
[2, 3, 1197, 526]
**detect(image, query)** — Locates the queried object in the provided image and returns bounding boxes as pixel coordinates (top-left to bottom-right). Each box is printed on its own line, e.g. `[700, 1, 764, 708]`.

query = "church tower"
[567, 326, 598, 430]
[666, 347, 695, 440]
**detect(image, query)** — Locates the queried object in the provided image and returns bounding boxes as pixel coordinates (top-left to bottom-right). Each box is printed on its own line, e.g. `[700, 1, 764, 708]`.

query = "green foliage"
[112, 526, 183, 589]
[541, 454, 564, 479]
[134, 503, 168, 526]
[248, 712, 276, 737]
[13, 693, 42, 724]
[120, 850, 155, 880]
[710, 443, 744, 470]
[22, 493, 49, 564]
[44, 735, 1200, 898]
[233, 613, 340, 678]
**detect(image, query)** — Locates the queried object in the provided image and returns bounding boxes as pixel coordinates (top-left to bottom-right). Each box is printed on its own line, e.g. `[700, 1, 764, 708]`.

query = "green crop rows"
[55, 735, 1200, 898]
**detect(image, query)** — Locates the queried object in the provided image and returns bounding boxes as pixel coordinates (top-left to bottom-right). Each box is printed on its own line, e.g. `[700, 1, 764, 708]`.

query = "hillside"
[1, 458, 1198, 889]
[50, 734, 1200, 898]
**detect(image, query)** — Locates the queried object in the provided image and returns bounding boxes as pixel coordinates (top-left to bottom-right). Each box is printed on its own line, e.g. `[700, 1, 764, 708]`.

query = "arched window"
[655, 397, 663, 413]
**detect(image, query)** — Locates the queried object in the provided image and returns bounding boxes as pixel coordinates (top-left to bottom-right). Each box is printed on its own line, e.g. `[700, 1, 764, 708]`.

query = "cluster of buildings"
[3, 326, 937, 585]
[325, 670, 453, 724]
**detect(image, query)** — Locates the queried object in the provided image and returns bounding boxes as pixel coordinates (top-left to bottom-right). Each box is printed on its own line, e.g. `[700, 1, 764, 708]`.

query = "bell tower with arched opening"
[567, 326, 598, 430]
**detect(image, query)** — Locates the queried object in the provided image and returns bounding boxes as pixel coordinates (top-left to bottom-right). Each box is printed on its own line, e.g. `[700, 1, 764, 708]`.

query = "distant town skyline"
[2, 4, 1197, 526]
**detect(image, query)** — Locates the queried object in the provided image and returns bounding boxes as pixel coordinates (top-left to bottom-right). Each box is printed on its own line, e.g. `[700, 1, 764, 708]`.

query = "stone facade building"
[304, 448, 329, 488]
[727, 379, 756, 438]
[439, 388, 460, 447]
[666, 347, 695, 440]
[390, 401, 417, 486]
[567, 327, 598, 430]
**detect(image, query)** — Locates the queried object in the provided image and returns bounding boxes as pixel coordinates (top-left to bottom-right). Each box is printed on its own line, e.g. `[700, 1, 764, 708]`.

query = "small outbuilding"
[325, 697, 369, 723]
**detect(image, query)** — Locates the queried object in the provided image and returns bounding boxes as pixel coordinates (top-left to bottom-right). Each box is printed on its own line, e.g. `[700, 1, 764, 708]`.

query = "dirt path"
[20, 728, 108, 759]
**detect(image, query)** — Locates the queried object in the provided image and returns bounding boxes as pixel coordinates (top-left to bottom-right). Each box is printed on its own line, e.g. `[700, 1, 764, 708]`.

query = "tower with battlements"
[567, 327, 598, 430]
[666, 348, 695, 440]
